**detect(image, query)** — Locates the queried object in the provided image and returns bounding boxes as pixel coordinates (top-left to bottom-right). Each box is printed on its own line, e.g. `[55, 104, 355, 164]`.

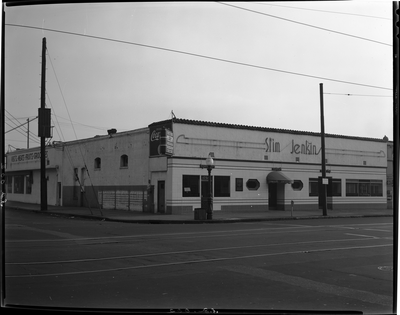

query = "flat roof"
[149, 118, 388, 143]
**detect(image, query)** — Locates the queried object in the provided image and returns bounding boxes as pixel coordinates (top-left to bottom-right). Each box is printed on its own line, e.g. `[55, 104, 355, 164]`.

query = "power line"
[4, 111, 39, 144]
[253, 2, 392, 21]
[217, 2, 391, 47]
[5, 109, 27, 131]
[46, 47, 102, 212]
[47, 48, 80, 141]
[324, 93, 392, 97]
[5, 121, 40, 144]
[52, 114, 108, 131]
[5, 23, 393, 91]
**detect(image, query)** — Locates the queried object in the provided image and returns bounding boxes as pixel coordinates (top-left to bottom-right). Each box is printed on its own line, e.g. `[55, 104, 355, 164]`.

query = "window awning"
[267, 171, 293, 184]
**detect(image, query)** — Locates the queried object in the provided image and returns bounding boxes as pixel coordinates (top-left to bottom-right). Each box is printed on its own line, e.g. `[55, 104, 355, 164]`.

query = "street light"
[200, 154, 215, 220]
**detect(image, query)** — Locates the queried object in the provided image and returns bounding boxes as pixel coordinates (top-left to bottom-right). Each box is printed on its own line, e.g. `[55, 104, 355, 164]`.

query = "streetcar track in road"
[5, 226, 326, 243]
[6, 235, 380, 265]
[6, 222, 392, 246]
[5, 243, 392, 278]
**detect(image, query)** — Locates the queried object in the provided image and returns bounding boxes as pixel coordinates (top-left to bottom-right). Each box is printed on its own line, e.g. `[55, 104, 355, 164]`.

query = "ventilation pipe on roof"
[107, 129, 117, 137]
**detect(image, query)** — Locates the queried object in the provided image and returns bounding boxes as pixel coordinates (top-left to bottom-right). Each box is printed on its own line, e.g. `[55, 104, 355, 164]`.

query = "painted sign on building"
[149, 121, 173, 157]
[10, 151, 48, 163]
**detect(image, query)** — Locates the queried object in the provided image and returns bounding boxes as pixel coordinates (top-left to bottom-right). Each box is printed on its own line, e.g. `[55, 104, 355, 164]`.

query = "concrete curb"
[6, 206, 393, 224]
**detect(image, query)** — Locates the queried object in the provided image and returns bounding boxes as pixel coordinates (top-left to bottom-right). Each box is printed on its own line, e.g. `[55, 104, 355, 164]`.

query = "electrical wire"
[52, 114, 110, 131]
[5, 111, 40, 144]
[47, 48, 103, 214]
[5, 109, 28, 132]
[217, 2, 391, 47]
[5, 23, 393, 91]
[324, 93, 392, 97]
[252, 2, 392, 21]
[5, 121, 40, 145]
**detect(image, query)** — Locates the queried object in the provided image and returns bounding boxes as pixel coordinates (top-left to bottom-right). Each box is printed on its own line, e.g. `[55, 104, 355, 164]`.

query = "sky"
[3, 1, 394, 151]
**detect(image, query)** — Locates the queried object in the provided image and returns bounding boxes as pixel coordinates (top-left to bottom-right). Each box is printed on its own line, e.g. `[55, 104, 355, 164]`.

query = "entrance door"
[268, 183, 278, 209]
[157, 181, 165, 213]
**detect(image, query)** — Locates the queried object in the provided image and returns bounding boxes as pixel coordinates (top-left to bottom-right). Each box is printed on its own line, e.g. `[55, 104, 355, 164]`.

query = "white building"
[5, 118, 389, 213]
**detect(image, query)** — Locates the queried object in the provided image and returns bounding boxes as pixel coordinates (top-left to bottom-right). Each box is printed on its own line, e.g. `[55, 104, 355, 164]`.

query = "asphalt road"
[4, 209, 394, 314]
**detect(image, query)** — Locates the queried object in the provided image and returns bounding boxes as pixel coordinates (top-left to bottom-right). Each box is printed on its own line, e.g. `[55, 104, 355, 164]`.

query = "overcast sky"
[3, 1, 393, 151]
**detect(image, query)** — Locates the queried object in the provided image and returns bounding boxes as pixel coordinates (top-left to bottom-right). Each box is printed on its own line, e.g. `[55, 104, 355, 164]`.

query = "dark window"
[346, 180, 358, 196]
[310, 178, 342, 197]
[309, 178, 318, 196]
[6, 176, 12, 193]
[291, 180, 303, 191]
[14, 175, 24, 194]
[359, 180, 370, 196]
[346, 179, 383, 197]
[235, 178, 243, 191]
[371, 180, 383, 196]
[182, 175, 200, 197]
[26, 174, 32, 194]
[214, 176, 230, 197]
[246, 179, 260, 191]
[120, 154, 128, 168]
[94, 157, 101, 170]
[332, 179, 341, 196]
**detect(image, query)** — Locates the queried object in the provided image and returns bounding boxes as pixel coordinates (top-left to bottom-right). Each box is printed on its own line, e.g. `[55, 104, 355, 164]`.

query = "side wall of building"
[60, 129, 150, 208]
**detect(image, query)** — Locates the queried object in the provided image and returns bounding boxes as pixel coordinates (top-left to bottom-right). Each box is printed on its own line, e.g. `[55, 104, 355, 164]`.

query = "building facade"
[5, 118, 389, 214]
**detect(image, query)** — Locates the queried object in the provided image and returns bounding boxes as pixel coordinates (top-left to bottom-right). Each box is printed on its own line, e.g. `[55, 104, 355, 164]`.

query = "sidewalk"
[3, 200, 394, 224]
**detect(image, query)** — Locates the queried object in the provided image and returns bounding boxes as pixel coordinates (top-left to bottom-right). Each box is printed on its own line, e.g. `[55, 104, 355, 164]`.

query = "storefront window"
[214, 176, 230, 197]
[26, 174, 32, 194]
[371, 180, 383, 196]
[310, 178, 342, 197]
[14, 175, 24, 194]
[182, 175, 200, 197]
[346, 179, 382, 197]
[309, 178, 318, 196]
[346, 180, 358, 196]
[332, 179, 341, 196]
[6, 176, 12, 193]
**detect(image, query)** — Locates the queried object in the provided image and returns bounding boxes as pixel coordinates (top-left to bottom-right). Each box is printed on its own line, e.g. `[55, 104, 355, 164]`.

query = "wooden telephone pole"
[319, 83, 327, 216]
[39, 37, 48, 211]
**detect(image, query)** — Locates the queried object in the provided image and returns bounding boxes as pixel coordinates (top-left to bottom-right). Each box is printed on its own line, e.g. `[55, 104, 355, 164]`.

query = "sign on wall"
[149, 121, 173, 157]
[10, 151, 48, 163]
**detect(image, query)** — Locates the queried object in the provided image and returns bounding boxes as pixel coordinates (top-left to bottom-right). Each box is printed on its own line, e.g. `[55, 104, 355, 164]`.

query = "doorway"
[268, 183, 286, 210]
[268, 183, 278, 209]
[157, 180, 165, 213]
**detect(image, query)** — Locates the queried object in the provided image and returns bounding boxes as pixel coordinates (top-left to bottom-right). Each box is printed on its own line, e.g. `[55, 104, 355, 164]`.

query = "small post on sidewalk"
[291, 200, 294, 217]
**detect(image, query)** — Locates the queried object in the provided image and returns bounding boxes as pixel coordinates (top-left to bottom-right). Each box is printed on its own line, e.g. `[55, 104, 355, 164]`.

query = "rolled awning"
[267, 171, 293, 184]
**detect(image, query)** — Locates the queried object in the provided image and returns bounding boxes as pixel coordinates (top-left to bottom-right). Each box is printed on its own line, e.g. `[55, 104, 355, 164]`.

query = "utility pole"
[39, 37, 48, 211]
[319, 83, 327, 216]
[27, 118, 29, 149]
